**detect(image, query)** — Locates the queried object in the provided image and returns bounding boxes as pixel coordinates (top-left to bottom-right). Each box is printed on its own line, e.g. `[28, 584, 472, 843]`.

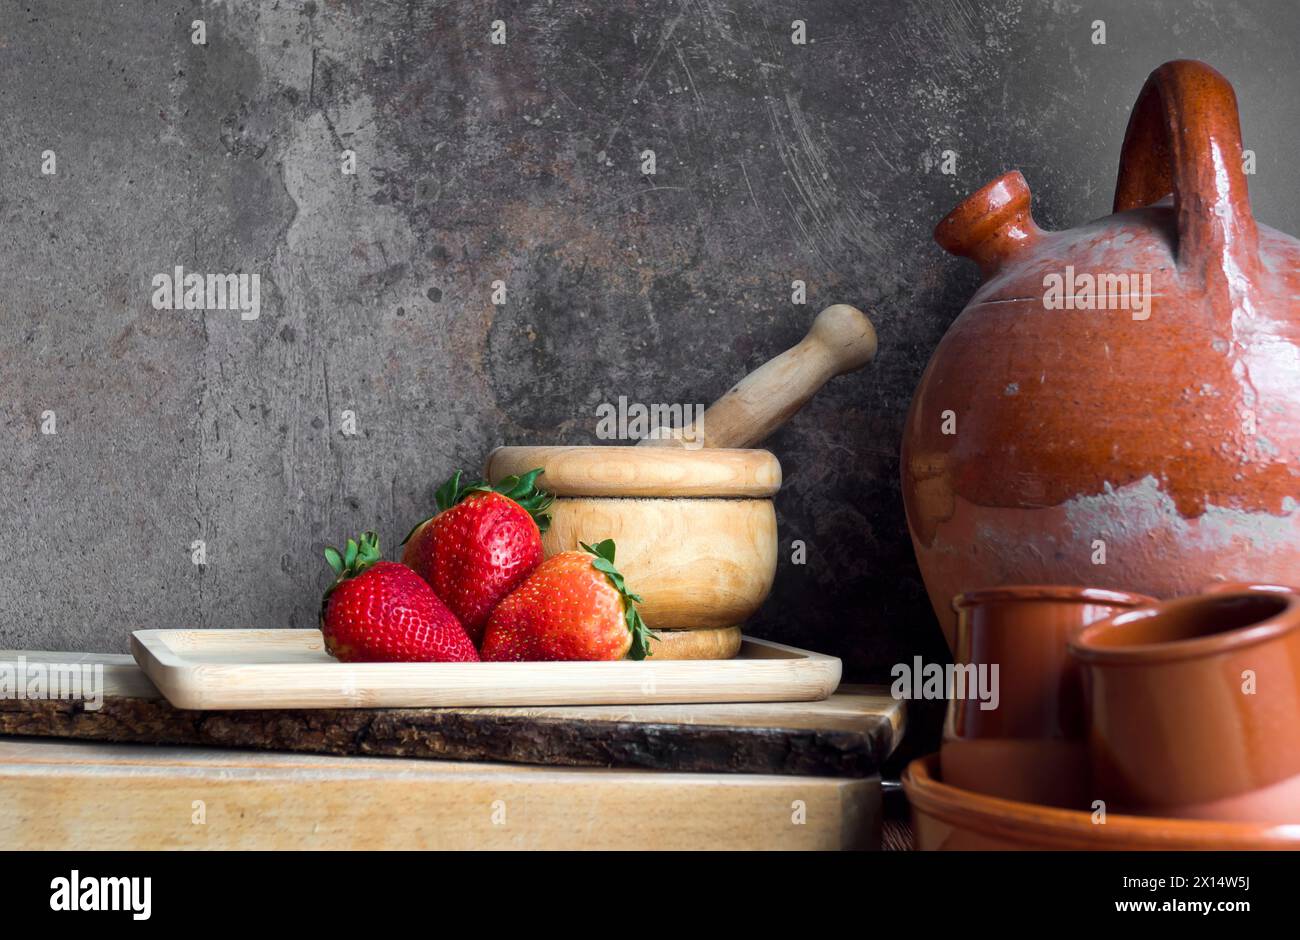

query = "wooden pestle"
[639, 303, 878, 449]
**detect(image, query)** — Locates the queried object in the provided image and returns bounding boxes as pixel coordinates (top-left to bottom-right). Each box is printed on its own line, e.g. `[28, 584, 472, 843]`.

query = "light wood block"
[0, 738, 881, 850]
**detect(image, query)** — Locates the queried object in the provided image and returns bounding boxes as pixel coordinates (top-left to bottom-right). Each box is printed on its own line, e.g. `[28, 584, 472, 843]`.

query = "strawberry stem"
[402, 468, 554, 544]
[324, 530, 382, 582]
[490, 469, 555, 531]
[580, 539, 658, 660]
[321, 530, 383, 625]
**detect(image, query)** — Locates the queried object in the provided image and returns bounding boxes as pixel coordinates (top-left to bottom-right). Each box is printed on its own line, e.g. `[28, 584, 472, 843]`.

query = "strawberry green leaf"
[356, 531, 381, 567]
[433, 470, 467, 514]
[499, 468, 544, 502]
[487, 469, 554, 533]
[399, 516, 427, 547]
[323, 530, 384, 587]
[321, 530, 385, 628]
[404, 467, 555, 544]
[581, 539, 658, 660]
[581, 539, 617, 564]
[626, 606, 658, 661]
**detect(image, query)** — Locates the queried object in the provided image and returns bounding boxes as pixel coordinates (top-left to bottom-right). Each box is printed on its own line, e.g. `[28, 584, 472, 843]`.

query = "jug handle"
[1112, 60, 1260, 294]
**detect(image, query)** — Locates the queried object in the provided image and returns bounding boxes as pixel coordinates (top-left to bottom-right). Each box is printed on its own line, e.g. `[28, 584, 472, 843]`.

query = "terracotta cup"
[1070, 592, 1300, 822]
[1203, 581, 1298, 596]
[940, 585, 1154, 808]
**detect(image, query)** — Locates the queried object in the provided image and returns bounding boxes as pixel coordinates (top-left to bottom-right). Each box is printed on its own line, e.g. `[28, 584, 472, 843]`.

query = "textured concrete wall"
[2, 0, 1298, 680]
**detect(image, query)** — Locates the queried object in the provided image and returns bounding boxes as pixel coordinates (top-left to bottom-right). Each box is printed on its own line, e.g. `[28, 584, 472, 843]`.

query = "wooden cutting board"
[0, 738, 881, 850]
[130, 629, 842, 710]
[0, 651, 902, 778]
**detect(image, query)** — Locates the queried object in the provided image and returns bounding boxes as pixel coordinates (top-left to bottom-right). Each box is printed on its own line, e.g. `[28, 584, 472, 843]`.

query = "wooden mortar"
[487, 304, 877, 657]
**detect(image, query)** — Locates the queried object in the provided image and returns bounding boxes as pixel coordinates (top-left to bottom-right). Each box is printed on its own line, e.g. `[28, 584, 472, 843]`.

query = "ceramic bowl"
[1070, 591, 1300, 822]
[904, 754, 1300, 850]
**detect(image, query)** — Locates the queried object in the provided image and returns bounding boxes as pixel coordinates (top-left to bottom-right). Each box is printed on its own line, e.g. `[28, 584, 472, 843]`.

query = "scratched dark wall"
[2, 1, 1299, 680]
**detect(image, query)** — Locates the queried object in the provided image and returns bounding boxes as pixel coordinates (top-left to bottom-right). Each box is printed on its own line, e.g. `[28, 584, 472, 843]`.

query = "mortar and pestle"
[486, 304, 878, 659]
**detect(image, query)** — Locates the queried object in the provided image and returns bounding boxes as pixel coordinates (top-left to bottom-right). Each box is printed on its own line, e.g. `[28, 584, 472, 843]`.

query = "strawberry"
[321, 531, 479, 663]
[401, 469, 553, 645]
[480, 539, 656, 662]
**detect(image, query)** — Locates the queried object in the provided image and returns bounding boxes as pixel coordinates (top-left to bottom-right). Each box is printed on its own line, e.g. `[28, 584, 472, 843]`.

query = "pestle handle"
[641, 303, 878, 449]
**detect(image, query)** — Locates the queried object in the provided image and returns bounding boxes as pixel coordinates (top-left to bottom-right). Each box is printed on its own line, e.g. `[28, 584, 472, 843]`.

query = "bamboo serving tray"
[130, 629, 842, 710]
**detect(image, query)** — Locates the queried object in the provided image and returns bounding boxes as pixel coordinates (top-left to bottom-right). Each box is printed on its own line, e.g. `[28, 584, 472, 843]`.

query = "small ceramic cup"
[1070, 591, 1300, 822]
[940, 585, 1154, 808]
[1202, 581, 1298, 596]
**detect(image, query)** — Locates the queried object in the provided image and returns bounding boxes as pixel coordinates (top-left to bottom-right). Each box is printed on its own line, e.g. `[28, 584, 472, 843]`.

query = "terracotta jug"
[902, 60, 1300, 648]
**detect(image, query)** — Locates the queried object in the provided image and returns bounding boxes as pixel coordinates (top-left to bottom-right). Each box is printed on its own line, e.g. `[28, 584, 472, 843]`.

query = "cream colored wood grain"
[486, 445, 781, 497]
[485, 447, 783, 640]
[650, 626, 743, 659]
[130, 630, 841, 710]
[0, 739, 880, 850]
[542, 496, 777, 629]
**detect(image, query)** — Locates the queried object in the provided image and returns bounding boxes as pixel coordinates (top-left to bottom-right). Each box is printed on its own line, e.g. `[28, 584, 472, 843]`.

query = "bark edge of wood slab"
[638, 303, 878, 449]
[0, 652, 904, 779]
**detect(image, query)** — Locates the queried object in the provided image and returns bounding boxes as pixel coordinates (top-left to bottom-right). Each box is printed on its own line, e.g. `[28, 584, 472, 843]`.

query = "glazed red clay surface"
[1070, 591, 1300, 820]
[904, 61, 1300, 646]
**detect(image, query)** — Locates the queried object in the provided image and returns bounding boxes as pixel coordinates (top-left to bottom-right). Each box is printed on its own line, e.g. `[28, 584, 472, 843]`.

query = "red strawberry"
[480, 539, 655, 662]
[401, 469, 552, 645]
[321, 531, 478, 663]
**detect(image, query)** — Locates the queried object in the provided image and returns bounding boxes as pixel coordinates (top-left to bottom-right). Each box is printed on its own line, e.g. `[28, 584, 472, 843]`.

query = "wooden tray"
[130, 630, 842, 710]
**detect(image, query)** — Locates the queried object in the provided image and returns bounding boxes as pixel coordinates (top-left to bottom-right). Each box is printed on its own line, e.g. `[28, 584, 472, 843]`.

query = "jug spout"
[935, 170, 1042, 278]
